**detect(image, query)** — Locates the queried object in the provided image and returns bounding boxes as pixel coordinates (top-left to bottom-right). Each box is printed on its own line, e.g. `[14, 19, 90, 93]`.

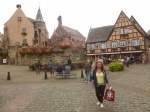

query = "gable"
[130, 16, 147, 36]
[51, 25, 71, 38]
[4, 7, 33, 27]
[108, 11, 144, 41]
[114, 11, 133, 28]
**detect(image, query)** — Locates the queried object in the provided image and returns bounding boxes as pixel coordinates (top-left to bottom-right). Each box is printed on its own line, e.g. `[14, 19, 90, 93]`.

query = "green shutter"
[125, 40, 128, 46]
[117, 41, 120, 47]
[87, 44, 91, 50]
[109, 42, 112, 48]
[139, 39, 142, 45]
[99, 43, 101, 49]
[130, 40, 132, 46]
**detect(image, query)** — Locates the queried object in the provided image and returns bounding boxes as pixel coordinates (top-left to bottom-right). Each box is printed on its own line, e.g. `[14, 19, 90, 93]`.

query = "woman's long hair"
[94, 61, 104, 71]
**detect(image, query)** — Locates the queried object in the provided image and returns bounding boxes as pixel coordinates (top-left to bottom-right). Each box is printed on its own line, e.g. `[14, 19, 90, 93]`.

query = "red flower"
[60, 44, 70, 49]
[19, 47, 27, 56]
[44, 47, 53, 55]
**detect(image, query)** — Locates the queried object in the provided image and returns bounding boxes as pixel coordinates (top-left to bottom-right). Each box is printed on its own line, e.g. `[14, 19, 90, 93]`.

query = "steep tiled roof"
[63, 26, 85, 38]
[27, 17, 36, 24]
[86, 25, 114, 43]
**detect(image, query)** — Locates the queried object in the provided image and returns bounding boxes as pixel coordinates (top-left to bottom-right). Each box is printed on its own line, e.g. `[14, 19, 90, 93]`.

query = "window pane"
[22, 28, 26, 33]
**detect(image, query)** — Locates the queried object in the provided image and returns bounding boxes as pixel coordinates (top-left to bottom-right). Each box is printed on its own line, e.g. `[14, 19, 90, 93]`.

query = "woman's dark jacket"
[92, 70, 108, 87]
[56, 66, 63, 72]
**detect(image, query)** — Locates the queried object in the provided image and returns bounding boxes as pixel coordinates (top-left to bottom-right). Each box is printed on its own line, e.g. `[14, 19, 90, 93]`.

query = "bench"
[55, 72, 77, 78]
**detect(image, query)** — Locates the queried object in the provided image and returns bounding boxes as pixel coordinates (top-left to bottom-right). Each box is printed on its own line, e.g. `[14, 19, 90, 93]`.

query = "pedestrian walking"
[92, 61, 110, 108]
[48, 59, 55, 78]
[84, 60, 91, 83]
[125, 56, 130, 67]
[143, 54, 147, 65]
[35, 60, 41, 74]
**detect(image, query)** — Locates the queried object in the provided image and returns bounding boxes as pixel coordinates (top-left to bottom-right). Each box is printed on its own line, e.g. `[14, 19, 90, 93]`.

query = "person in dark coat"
[67, 58, 72, 67]
[56, 64, 63, 74]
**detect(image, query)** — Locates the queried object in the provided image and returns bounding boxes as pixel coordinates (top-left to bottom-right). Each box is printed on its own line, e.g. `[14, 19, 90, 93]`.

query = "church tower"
[34, 7, 49, 46]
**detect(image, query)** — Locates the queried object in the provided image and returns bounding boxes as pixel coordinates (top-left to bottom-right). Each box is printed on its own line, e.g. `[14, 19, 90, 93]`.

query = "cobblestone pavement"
[0, 64, 150, 112]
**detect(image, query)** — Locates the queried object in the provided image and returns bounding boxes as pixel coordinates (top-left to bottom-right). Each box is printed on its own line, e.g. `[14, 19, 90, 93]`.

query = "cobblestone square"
[0, 64, 150, 112]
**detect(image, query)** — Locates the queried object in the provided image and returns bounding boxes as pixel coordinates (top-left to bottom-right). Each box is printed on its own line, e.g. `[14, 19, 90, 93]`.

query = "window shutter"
[139, 39, 142, 45]
[130, 40, 132, 46]
[110, 42, 112, 48]
[87, 44, 91, 50]
[125, 40, 128, 46]
[119, 41, 122, 46]
[91, 44, 96, 49]
[133, 40, 135, 46]
[105, 42, 107, 48]
[99, 43, 101, 49]
[91, 44, 94, 49]
[117, 41, 120, 47]
[137, 39, 140, 45]
[94, 44, 96, 49]
[118, 28, 121, 35]
[107, 42, 109, 48]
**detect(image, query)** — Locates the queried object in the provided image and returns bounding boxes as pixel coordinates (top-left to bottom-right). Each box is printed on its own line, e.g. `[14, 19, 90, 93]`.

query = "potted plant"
[44, 47, 53, 55]
[21, 32, 27, 36]
[60, 44, 70, 49]
[19, 48, 26, 57]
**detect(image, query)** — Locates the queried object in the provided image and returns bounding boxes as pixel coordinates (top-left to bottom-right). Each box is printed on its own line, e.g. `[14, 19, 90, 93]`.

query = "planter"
[21, 32, 27, 36]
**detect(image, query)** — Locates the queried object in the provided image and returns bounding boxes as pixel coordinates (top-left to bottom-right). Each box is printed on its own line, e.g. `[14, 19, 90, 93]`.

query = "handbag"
[104, 86, 115, 102]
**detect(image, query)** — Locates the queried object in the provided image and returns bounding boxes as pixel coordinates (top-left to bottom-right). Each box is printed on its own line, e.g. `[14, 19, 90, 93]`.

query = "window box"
[22, 43, 28, 46]
[21, 32, 27, 36]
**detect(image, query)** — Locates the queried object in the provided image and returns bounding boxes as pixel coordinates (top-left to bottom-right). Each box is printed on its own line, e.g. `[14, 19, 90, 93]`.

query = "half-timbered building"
[86, 11, 149, 63]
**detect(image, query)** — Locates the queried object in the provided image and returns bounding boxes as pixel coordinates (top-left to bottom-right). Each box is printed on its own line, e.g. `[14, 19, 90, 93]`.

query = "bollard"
[81, 69, 84, 78]
[7, 72, 11, 80]
[44, 71, 48, 79]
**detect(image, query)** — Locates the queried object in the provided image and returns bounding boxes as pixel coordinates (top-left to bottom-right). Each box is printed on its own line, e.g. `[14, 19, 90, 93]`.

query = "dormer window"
[18, 17, 21, 21]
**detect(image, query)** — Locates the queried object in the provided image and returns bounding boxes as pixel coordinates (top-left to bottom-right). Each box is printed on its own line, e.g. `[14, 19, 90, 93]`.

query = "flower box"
[21, 32, 27, 36]
[60, 44, 70, 49]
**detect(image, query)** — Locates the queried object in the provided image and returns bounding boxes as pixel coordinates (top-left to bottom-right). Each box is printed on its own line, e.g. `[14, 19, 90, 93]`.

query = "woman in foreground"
[92, 61, 110, 108]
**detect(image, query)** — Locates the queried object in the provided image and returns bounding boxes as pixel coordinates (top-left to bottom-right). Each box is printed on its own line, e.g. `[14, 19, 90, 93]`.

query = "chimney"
[16, 4, 21, 8]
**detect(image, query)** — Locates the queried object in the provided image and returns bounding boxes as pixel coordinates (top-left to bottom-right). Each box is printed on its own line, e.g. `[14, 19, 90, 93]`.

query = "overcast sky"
[0, 0, 150, 39]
